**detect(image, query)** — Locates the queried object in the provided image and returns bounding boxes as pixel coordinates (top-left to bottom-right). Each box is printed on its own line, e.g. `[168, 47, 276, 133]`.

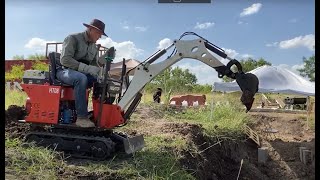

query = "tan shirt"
[60, 31, 98, 70]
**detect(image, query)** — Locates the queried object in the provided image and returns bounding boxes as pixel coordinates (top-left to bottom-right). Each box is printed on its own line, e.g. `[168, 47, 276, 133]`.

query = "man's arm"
[60, 35, 80, 70]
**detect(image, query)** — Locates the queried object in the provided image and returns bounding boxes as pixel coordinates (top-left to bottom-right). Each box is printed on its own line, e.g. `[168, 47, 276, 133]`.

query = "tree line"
[8, 53, 315, 93]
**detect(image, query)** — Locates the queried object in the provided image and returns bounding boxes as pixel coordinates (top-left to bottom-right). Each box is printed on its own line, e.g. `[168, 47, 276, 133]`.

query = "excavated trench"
[5, 105, 315, 180]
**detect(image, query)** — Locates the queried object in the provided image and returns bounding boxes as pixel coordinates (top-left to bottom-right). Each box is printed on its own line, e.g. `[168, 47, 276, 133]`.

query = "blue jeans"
[56, 68, 97, 118]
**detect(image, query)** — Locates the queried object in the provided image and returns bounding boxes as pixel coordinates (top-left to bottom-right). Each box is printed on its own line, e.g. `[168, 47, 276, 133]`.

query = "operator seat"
[48, 52, 72, 87]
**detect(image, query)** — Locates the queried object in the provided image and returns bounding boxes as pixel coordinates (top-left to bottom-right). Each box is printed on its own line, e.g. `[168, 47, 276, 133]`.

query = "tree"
[297, 55, 315, 82]
[240, 58, 271, 72]
[27, 53, 46, 60]
[12, 53, 46, 60]
[145, 66, 198, 93]
[223, 57, 272, 82]
[32, 60, 49, 71]
[12, 55, 25, 60]
[5, 64, 25, 81]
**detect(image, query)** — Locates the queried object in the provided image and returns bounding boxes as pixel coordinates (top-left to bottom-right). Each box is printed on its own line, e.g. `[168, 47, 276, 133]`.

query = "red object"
[92, 99, 125, 128]
[21, 83, 124, 128]
[21, 83, 63, 124]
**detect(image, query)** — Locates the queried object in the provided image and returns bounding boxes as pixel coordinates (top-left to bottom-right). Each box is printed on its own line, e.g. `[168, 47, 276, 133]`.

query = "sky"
[5, 0, 315, 84]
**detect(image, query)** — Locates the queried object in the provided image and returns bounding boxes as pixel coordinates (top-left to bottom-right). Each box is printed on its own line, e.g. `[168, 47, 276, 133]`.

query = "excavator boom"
[118, 33, 259, 117]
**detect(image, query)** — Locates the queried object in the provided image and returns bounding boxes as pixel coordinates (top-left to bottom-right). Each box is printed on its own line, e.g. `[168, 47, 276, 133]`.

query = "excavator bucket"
[235, 72, 259, 112]
[123, 135, 145, 154]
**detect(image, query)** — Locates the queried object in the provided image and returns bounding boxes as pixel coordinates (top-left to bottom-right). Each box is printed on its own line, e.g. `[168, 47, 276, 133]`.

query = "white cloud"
[97, 38, 143, 62]
[223, 48, 239, 59]
[25, 37, 55, 49]
[194, 22, 215, 30]
[173, 61, 222, 85]
[122, 25, 130, 30]
[265, 42, 278, 47]
[120, 21, 130, 30]
[238, 21, 248, 25]
[279, 34, 315, 51]
[121, 21, 148, 32]
[289, 18, 298, 23]
[240, 3, 262, 17]
[134, 26, 148, 32]
[241, 54, 253, 59]
[24, 37, 61, 54]
[157, 38, 173, 49]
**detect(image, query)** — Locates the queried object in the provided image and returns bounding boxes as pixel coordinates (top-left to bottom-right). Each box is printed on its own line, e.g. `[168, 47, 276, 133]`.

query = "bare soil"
[5, 105, 315, 180]
[5, 105, 30, 139]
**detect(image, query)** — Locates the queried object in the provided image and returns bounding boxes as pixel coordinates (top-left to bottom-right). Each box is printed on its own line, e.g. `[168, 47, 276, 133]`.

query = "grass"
[6, 89, 314, 179]
[5, 89, 27, 109]
[163, 102, 251, 137]
[5, 137, 65, 180]
[299, 113, 315, 130]
[5, 135, 194, 179]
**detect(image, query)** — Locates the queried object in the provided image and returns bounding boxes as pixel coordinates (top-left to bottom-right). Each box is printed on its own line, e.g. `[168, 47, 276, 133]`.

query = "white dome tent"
[212, 65, 315, 130]
[213, 65, 315, 96]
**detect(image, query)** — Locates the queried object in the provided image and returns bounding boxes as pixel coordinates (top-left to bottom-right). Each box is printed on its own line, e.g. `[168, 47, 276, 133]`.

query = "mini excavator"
[19, 32, 259, 160]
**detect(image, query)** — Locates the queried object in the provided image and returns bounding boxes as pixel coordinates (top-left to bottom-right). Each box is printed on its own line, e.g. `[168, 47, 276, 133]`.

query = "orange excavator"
[19, 32, 259, 160]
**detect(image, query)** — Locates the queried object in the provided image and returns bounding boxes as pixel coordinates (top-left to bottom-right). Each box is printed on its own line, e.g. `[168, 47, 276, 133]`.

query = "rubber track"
[25, 130, 116, 160]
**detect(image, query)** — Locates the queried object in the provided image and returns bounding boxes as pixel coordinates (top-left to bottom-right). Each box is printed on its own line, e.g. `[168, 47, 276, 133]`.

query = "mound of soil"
[5, 105, 30, 139]
[171, 123, 267, 180]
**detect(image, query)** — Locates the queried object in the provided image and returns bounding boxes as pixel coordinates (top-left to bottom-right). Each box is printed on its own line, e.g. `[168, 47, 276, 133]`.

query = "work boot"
[75, 117, 95, 128]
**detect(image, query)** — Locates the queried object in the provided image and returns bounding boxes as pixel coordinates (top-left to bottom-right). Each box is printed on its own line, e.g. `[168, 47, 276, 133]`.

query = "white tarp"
[213, 65, 315, 96]
[109, 59, 140, 76]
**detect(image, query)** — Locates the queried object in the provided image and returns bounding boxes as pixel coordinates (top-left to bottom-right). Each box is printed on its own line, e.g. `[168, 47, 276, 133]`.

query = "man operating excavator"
[57, 19, 107, 128]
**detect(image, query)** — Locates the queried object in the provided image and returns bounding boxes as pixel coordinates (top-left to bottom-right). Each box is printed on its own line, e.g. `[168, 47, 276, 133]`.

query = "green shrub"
[31, 60, 49, 71]
[5, 64, 25, 82]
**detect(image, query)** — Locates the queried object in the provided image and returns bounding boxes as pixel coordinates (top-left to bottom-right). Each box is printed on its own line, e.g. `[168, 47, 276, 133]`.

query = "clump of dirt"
[134, 104, 165, 119]
[5, 105, 30, 139]
[160, 122, 203, 138]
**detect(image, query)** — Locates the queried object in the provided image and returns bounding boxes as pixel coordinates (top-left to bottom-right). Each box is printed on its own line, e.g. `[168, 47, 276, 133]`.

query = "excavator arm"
[118, 32, 259, 118]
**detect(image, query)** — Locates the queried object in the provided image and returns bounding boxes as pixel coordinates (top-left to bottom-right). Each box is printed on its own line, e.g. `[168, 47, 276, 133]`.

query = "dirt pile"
[5, 105, 30, 139]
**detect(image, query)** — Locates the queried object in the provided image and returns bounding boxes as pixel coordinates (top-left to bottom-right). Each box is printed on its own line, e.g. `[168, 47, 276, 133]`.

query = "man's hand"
[78, 62, 101, 77]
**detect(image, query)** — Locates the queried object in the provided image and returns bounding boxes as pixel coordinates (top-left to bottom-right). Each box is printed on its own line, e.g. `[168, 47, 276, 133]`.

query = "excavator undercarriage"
[25, 124, 144, 160]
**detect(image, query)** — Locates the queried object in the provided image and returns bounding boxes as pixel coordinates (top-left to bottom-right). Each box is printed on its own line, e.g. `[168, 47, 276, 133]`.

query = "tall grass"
[5, 138, 64, 180]
[164, 101, 251, 137]
[5, 89, 27, 109]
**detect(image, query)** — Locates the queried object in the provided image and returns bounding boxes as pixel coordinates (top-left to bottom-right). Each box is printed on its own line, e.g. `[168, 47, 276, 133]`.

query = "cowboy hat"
[83, 19, 108, 37]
